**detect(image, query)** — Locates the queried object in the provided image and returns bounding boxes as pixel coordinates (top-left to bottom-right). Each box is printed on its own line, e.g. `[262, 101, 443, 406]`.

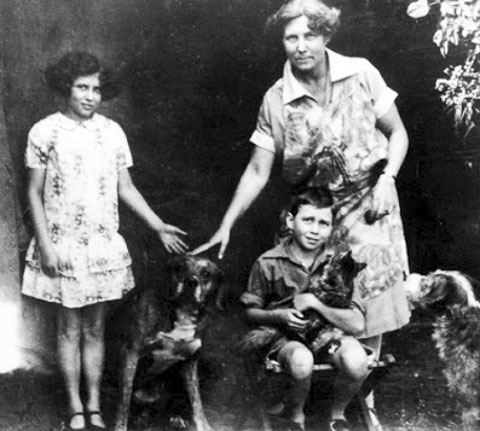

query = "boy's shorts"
[265, 335, 375, 371]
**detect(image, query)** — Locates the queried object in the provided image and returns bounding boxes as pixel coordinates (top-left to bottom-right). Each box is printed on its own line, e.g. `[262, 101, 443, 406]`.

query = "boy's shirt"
[240, 240, 365, 316]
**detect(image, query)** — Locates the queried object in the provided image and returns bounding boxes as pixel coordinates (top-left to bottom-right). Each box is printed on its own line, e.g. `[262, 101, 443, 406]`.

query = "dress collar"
[56, 111, 99, 131]
[282, 48, 361, 105]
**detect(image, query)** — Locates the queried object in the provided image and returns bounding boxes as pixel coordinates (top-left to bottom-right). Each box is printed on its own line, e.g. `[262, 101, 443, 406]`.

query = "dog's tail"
[237, 326, 283, 355]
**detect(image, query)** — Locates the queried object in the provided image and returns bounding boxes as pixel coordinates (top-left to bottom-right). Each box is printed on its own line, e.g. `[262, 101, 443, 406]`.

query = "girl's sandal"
[66, 412, 87, 431]
[86, 411, 108, 431]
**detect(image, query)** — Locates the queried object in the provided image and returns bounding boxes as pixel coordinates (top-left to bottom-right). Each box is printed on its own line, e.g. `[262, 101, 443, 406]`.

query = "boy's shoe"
[329, 418, 351, 431]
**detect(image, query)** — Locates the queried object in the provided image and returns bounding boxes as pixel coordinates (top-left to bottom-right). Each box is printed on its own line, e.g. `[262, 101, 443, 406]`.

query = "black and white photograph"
[0, 1, 479, 430]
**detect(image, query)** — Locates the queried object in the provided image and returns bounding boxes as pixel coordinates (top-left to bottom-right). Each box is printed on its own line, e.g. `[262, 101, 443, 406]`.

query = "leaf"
[433, 29, 445, 46]
[440, 1, 456, 16]
[472, 32, 480, 44]
[407, 0, 431, 18]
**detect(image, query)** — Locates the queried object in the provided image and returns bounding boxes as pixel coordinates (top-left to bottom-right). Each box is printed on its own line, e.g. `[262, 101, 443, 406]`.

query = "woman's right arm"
[27, 168, 59, 277]
[192, 145, 275, 258]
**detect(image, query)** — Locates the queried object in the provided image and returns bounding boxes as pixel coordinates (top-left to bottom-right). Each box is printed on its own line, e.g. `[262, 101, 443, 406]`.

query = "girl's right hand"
[40, 247, 60, 277]
[274, 308, 307, 333]
[191, 227, 231, 259]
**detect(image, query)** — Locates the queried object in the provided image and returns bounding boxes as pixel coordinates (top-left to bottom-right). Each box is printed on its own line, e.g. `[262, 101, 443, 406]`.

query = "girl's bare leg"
[82, 302, 107, 429]
[57, 306, 85, 429]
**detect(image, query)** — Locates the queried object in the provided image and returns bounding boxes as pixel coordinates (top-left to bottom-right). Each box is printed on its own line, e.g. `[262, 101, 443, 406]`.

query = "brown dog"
[112, 254, 222, 431]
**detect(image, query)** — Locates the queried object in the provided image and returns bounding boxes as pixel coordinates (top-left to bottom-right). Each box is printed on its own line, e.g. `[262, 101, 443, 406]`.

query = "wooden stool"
[243, 353, 396, 431]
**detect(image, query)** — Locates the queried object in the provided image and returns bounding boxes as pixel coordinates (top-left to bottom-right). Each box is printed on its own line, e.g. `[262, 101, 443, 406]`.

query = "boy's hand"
[155, 223, 189, 254]
[275, 308, 307, 333]
[293, 293, 320, 312]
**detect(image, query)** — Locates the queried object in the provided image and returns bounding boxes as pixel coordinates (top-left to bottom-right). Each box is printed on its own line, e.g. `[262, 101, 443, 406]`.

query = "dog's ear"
[167, 255, 188, 277]
[200, 260, 225, 311]
[444, 278, 470, 308]
[427, 273, 469, 310]
[214, 270, 226, 311]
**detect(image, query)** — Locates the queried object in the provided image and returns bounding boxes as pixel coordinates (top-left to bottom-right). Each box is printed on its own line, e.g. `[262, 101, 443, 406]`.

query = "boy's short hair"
[288, 187, 333, 216]
[45, 51, 120, 101]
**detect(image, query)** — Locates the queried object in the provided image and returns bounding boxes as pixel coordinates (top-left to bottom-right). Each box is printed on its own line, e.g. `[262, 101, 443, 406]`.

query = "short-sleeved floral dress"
[250, 49, 411, 338]
[22, 112, 135, 308]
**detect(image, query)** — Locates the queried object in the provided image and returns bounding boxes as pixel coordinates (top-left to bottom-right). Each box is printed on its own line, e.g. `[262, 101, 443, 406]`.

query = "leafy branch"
[407, 0, 480, 134]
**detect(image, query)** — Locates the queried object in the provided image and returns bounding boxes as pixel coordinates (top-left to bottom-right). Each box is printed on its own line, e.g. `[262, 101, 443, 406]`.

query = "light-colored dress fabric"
[250, 49, 411, 338]
[22, 112, 135, 308]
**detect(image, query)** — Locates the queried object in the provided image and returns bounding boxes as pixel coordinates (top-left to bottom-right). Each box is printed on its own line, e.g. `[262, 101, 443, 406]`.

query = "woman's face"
[283, 15, 328, 74]
[65, 73, 101, 121]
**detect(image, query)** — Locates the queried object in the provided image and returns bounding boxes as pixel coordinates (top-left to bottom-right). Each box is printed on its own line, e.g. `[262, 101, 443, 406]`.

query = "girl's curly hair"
[266, 0, 344, 40]
[45, 51, 120, 101]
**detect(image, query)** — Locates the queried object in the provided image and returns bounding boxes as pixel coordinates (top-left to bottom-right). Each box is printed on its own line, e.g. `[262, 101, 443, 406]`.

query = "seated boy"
[240, 188, 370, 431]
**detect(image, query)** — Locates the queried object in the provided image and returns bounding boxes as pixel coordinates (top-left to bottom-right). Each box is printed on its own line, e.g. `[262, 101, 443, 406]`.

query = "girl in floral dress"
[22, 51, 188, 431]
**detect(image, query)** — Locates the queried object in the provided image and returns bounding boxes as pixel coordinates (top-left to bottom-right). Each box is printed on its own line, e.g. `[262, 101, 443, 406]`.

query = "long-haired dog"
[239, 250, 366, 358]
[405, 270, 480, 430]
[112, 254, 223, 431]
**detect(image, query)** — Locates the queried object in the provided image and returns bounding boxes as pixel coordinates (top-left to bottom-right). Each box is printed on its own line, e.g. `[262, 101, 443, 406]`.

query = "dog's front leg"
[180, 357, 215, 431]
[113, 341, 141, 431]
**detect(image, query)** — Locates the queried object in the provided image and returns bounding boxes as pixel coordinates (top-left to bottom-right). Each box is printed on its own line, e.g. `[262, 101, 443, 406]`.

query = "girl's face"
[65, 73, 101, 121]
[283, 15, 328, 74]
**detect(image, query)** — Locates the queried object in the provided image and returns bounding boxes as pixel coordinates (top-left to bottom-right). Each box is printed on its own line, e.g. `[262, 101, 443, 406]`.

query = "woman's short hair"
[45, 51, 120, 101]
[288, 187, 334, 216]
[266, 0, 343, 39]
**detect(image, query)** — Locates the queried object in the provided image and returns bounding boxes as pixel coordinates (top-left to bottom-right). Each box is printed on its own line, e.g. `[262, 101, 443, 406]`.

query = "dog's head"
[167, 255, 223, 314]
[405, 270, 480, 312]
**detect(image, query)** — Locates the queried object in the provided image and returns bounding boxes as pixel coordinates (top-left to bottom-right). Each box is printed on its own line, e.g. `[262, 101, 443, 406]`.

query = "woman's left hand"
[293, 293, 319, 312]
[155, 223, 189, 254]
[369, 174, 397, 223]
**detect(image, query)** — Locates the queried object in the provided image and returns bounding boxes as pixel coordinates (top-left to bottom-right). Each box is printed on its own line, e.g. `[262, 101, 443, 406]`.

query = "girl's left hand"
[369, 174, 397, 223]
[156, 223, 189, 254]
[293, 293, 319, 312]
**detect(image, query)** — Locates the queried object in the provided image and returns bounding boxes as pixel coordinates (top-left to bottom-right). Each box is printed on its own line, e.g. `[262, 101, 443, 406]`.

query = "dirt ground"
[0, 305, 463, 431]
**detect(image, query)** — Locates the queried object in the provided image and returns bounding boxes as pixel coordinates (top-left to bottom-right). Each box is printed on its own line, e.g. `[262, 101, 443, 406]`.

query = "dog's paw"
[168, 414, 190, 430]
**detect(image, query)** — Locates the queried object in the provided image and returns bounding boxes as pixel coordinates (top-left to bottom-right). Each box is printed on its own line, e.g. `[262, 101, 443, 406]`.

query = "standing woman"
[194, 0, 410, 428]
[22, 52, 188, 431]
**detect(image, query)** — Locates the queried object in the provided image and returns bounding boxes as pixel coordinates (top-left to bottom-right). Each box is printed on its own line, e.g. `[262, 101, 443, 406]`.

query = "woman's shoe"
[86, 411, 107, 431]
[66, 412, 87, 431]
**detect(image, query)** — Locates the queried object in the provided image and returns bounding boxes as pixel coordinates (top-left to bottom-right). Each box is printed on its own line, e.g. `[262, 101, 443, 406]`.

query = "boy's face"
[286, 204, 333, 252]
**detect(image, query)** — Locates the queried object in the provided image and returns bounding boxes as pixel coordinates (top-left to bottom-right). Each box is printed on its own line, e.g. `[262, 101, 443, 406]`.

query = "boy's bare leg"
[277, 341, 314, 429]
[330, 337, 369, 422]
